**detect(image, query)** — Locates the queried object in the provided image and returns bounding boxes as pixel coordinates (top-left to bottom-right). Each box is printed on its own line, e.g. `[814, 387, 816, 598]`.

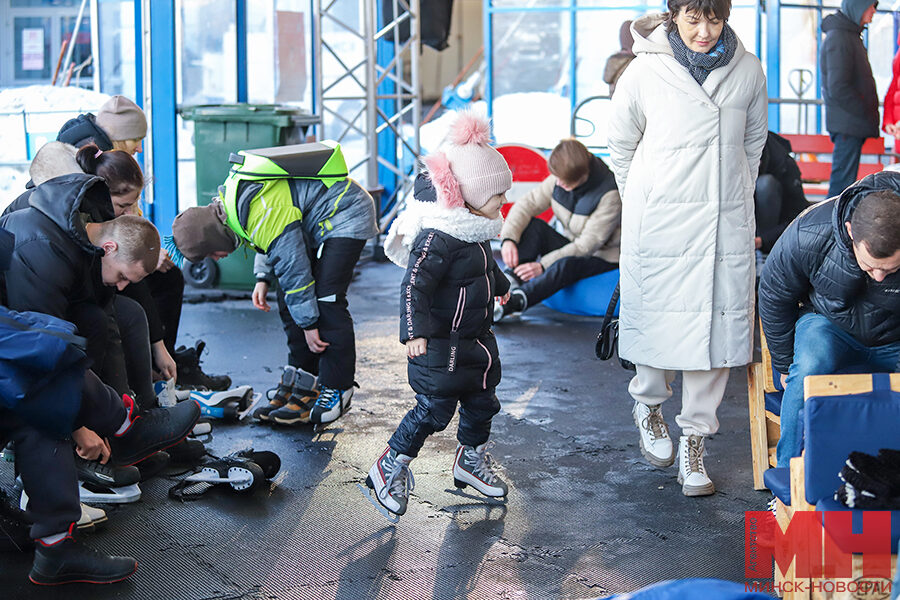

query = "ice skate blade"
[452, 479, 508, 499]
[78, 482, 141, 504]
[357, 483, 399, 523]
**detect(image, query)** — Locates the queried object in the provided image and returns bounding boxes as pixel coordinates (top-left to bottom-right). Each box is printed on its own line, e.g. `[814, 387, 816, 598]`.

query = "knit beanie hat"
[96, 96, 147, 142]
[422, 111, 512, 210]
[167, 200, 238, 266]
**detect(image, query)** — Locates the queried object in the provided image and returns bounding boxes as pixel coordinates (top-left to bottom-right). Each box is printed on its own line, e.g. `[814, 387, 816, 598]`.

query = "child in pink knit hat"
[361, 111, 513, 521]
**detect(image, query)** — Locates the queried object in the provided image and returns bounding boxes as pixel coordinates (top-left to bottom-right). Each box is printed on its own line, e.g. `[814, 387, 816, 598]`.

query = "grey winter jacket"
[253, 178, 377, 329]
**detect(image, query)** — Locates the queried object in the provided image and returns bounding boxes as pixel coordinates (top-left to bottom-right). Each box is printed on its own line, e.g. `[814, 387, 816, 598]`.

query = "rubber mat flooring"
[0, 259, 772, 599]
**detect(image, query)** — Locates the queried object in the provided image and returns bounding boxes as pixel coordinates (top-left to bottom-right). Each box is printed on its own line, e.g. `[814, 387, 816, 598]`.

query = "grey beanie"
[171, 200, 238, 263]
[96, 96, 148, 142]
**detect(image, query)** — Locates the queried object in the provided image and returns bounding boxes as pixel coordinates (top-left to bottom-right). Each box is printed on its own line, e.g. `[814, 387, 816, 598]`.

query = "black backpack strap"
[600, 281, 620, 332]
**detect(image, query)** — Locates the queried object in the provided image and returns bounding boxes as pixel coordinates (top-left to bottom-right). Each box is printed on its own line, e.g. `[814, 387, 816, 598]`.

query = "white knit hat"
[423, 111, 512, 210]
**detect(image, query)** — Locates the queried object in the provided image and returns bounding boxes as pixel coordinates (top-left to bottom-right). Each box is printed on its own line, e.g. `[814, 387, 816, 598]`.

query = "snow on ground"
[418, 93, 573, 154]
[0, 85, 110, 207]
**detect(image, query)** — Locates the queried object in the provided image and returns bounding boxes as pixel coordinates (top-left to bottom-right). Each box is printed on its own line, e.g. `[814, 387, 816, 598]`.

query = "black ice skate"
[359, 447, 414, 523]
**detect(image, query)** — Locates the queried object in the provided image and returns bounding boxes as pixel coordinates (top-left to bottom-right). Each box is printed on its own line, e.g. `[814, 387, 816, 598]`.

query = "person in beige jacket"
[497, 139, 621, 319]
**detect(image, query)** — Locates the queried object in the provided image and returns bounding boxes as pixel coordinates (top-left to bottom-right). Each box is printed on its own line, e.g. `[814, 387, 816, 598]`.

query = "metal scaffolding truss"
[313, 0, 421, 224]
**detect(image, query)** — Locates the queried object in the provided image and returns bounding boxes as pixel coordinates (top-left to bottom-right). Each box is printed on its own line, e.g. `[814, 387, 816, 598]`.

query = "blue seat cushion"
[770, 363, 784, 391]
[764, 391, 782, 416]
[764, 467, 791, 505]
[804, 373, 900, 505]
[542, 268, 619, 317]
[815, 496, 900, 553]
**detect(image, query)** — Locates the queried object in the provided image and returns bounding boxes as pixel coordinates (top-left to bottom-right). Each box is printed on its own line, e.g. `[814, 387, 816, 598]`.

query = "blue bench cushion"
[542, 268, 619, 317]
[770, 363, 784, 392]
[764, 391, 782, 416]
[804, 373, 900, 505]
[815, 496, 900, 553]
[764, 467, 791, 505]
[602, 578, 773, 599]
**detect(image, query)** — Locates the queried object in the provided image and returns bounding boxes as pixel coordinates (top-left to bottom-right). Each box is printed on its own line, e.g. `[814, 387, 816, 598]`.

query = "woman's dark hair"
[665, 0, 731, 33]
[548, 139, 594, 184]
[850, 190, 900, 259]
[75, 144, 144, 197]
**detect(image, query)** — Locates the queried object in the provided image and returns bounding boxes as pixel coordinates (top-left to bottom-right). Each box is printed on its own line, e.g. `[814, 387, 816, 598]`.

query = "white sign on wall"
[22, 28, 44, 71]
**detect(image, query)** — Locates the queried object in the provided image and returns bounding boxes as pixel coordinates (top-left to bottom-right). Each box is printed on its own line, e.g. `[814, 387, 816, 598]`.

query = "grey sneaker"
[365, 447, 414, 516]
[453, 442, 508, 497]
[677, 434, 715, 497]
[633, 402, 675, 467]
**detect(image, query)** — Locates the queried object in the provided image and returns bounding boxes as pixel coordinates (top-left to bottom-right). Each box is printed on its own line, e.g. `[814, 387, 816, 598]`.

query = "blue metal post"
[148, 1, 179, 237]
[569, 0, 576, 116]
[766, 0, 781, 132]
[484, 1, 493, 120]
[376, 1, 397, 206]
[134, 0, 142, 105]
[236, 0, 248, 102]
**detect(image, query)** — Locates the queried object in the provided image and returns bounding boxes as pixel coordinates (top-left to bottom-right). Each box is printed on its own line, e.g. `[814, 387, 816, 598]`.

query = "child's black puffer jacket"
[396, 178, 510, 397]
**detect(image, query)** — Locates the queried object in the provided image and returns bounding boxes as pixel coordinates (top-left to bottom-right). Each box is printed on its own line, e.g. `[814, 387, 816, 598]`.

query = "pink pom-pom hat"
[425, 110, 512, 210]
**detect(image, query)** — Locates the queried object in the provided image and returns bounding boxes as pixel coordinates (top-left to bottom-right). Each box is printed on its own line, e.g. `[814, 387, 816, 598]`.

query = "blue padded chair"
[542, 268, 619, 317]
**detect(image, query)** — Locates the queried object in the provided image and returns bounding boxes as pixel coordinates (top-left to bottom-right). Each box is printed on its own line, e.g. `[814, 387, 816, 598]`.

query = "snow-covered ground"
[0, 85, 110, 211]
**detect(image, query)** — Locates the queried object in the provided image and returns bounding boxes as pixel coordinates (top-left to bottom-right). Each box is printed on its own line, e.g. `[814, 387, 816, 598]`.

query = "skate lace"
[314, 387, 341, 410]
[380, 456, 415, 501]
[684, 436, 706, 475]
[467, 442, 500, 485]
[642, 407, 668, 441]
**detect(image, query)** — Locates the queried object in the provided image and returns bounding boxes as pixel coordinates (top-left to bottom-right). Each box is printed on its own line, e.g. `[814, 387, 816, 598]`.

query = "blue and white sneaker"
[309, 386, 354, 424]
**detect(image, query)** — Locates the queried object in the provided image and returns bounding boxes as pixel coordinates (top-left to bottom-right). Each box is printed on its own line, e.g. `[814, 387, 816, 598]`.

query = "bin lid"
[180, 104, 316, 126]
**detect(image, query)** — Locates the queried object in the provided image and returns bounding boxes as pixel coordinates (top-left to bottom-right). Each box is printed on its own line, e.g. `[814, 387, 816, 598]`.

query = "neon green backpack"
[218, 141, 348, 253]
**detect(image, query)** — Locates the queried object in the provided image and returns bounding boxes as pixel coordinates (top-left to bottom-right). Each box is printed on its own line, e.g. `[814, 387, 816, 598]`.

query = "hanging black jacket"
[387, 176, 510, 397]
[0, 173, 115, 319]
[819, 10, 879, 139]
[756, 131, 809, 253]
[759, 171, 900, 374]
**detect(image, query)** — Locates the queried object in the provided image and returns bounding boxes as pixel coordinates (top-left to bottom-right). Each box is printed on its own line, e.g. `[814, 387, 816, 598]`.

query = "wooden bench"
[781, 134, 885, 200]
[748, 323, 782, 490]
[769, 374, 900, 600]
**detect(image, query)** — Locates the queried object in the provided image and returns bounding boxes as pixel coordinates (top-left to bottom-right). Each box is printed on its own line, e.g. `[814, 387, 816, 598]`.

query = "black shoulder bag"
[594, 282, 635, 371]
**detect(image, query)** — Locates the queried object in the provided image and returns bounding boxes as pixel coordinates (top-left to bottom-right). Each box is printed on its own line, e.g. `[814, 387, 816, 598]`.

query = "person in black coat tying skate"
[362, 111, 512, 521]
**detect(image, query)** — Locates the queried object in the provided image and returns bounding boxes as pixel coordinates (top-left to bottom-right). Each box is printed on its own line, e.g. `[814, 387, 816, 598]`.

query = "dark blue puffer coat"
[397, 177, 510, 397]
[759, 171, 900, 374]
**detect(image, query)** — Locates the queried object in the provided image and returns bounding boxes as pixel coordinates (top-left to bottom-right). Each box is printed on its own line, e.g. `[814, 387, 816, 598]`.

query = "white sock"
[114, 415, 131, 436]
[39, 532, 67, 546]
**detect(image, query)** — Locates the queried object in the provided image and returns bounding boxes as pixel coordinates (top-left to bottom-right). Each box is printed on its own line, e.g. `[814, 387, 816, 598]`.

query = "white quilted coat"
[608, 14, 768, 371]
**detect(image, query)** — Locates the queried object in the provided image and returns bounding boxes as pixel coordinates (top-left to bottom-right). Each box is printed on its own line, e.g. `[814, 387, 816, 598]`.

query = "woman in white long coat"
[607, 0, 767, 496]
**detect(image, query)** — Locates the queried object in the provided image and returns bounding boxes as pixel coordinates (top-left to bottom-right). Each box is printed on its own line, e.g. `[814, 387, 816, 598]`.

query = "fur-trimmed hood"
[384, 196, 502, 267]
[29, 142, 82, 186]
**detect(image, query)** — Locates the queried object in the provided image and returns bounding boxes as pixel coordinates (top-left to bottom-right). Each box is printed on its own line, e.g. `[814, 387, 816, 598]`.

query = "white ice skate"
[453, 442, 508, 498]
[359, 447, 414, 523]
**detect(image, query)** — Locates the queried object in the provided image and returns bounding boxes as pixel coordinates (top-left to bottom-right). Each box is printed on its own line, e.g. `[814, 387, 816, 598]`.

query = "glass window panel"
[14, 17, 52, 80]
[61, 14, 93, 84]
[246, 0, 311, 107]
[12, 0, 79, 6]
[177, 0, 237, 105]
[97, 0, 136, 98]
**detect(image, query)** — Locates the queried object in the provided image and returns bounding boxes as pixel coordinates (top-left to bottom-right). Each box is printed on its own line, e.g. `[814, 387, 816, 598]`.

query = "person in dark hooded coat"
[759, 171, 900, 467]
[819, 0, 880, 198]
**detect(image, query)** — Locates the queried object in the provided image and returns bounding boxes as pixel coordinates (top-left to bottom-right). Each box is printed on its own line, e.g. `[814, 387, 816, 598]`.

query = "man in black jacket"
[0, 173, 161, 407]
[759, 172, 900, 468]
[819, 0, 879, 198]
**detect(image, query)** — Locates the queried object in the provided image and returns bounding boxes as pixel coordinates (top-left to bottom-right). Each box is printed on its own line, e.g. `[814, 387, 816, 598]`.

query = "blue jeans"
[776, 313, 900, 467]
[828, 133, 865, 198]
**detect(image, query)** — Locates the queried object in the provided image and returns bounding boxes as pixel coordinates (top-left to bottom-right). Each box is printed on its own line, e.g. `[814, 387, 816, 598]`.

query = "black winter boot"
[174, 340, 231, 391]
[29, 536, 136, 585]
[108, 395, 200, 467]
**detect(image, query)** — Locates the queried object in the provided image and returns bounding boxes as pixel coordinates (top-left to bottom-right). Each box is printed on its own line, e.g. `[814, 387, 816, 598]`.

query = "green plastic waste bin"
[180, 104, 320, 290]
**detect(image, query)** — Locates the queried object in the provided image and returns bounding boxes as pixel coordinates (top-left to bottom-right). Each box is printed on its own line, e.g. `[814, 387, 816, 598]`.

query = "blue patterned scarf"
[667, 23, 737, 85]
